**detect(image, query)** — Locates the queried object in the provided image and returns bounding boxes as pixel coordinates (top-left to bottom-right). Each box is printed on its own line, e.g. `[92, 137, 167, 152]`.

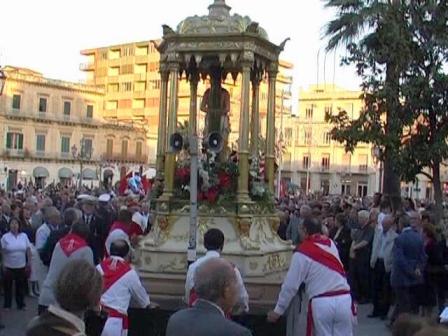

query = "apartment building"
[280, 84, 378, 197]
[0, 66, 148, 190]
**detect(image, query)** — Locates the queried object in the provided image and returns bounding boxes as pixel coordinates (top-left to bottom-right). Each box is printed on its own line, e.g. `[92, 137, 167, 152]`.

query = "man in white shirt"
[97, 239, 150, 336]
[268, 218, 354, 336]
[185, 228, 249, 314]
[35, 207, 61, 251]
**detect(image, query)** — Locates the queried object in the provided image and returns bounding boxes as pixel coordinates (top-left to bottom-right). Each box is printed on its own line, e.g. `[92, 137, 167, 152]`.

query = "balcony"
[101, 153, 147, 163]
[60, 152, 72, 160]
[3, 149, 24, 158]
[79, 62, 94, 71]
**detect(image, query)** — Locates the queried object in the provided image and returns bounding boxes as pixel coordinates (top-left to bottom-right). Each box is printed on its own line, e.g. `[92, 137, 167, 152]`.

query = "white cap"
[132, 212, 147, 231]
[98, 194, 111, 202]
[77, 194, 97, 204]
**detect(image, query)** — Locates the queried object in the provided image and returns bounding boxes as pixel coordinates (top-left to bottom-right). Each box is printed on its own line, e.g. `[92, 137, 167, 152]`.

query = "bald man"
[168, 258, 252, 336]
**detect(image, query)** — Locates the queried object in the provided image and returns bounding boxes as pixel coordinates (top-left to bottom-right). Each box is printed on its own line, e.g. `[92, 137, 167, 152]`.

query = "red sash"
[100, 257, 132, 292]
[296, 235, 346, 277]
[59, 233, 88, 257]
[296, 235, 353, 336]
[102, 305, 129, 330]
[188, 289, 198, 307]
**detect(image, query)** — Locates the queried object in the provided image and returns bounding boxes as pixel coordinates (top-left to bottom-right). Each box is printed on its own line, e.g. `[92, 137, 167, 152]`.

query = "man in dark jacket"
[391, 214, 427, 322]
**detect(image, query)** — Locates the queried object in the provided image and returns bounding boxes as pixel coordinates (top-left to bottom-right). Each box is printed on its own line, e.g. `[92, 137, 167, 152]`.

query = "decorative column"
[161, 62, 179, 198]
[156, 65, 169, 177]
[265, 64, 278, 194]
[237, 57, 253, 202]
[250, 70, 262, 157]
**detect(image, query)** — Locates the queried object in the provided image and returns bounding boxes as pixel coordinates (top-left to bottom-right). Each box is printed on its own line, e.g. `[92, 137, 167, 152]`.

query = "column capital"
[167, 61, 180, 72]
[267, 63, 279, 78]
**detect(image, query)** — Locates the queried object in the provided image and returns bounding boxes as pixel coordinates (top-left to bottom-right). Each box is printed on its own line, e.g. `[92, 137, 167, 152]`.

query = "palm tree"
[323, 0, 405, 205]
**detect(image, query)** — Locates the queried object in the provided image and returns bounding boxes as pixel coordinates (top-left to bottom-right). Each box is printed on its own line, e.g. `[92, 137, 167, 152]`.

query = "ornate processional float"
[137, 0, 292, 309]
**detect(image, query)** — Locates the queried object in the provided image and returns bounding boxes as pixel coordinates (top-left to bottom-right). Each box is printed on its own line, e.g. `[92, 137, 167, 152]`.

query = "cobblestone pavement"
[2, 297, 389, 336]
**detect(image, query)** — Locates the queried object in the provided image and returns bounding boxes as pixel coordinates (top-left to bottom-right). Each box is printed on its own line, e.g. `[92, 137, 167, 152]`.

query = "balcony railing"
[79, 62, 94, 71]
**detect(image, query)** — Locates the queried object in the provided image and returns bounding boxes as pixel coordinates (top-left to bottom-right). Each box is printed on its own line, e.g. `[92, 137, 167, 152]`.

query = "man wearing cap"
[79, 195, 107, 264]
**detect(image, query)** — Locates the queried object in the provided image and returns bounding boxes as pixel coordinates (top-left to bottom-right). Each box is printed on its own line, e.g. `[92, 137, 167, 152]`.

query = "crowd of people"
[1, 180, 448, 335]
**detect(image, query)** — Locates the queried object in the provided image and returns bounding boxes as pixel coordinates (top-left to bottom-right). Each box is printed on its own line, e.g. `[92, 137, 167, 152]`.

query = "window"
[106, 139, 113, 156]
[121, 140, 128, 158]
[109, 49, 121, 60]
[132, 99, 145, 109]
[12, 94, 21, 109]
[357, 183, 368, 197]
[136, 141, 143, 157]
[321, 154, 330, 171]
[100, 51, 108, 60]
[82, 138, 93, 157]
[324, 105, 332, 115]
[135, 81, 146, 92]
[122, 47, 134, 57]
[149, 80, 161, 90]
[121, 64, 133, 74]
[36, 134, 45, 152]
[61, 136, 70, 153]
[108, 67, 120, 76]
[86, 105, 93, 118]
[38, 98, 47, 113]
[342, 153, 351, 172]
[302, 154, 310, 169]
[321, 179, 330, 195]
[108, 83, 119, 92]
[284, 127, 292, 146]
[359, 154, 368, 172]
[106, 101, 118, 110]
[323, 132, 331, 145]
[63, 101, 71, 116]
[136, 46, 148, 56]
[135, 64, 147, 74]
[6, 132, 23, 150]
[121, 82, 132, 92]
[305, 106, 313, 119]
[304, 129, 312, 145]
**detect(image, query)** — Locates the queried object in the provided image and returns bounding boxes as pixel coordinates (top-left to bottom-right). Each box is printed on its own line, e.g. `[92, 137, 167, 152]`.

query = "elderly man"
[369, 214, 398, 319]
[286, 205, 311, 245]
[390, 214, 427, 323]
[268, 218, 354, 336]
[168, 258, 252, 336]
[349, 210, 374, 304]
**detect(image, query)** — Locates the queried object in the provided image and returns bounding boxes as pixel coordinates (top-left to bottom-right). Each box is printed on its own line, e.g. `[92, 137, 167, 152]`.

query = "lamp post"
[72, 138, 92, 190]
[0, 67, 6, 96]
[372, 145, 383, 193]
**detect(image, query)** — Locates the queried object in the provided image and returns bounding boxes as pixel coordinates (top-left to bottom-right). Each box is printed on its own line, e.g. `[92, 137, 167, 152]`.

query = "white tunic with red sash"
[104, 222, 131, 257]
[97, 256, 150, 336]
[274, 235, 355, 336]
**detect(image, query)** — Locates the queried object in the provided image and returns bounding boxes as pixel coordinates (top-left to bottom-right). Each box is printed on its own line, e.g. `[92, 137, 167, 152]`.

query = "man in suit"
[286, 205, 311, 245]
[167, 258, 252, 336]
[391, 214, 427, 322]
[79, 195, 107, 264]
[369, 214, 398, 319]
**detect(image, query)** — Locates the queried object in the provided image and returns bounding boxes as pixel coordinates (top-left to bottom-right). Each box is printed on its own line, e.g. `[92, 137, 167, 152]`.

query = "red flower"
[206, 187, 219, 203]
[176, 167, 190, 183]
[218, 171, 231, 189]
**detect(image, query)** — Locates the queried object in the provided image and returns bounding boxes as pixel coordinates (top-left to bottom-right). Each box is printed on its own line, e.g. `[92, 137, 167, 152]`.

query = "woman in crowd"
[333, 213, 352, 271]
[19, 202, 40, 297]
[27, 259, 103, 336]
[1, 216, 32, 310]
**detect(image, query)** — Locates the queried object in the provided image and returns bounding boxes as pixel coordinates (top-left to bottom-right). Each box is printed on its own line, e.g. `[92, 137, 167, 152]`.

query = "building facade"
[0, 66, 148, 190]
[80, 42, 293, 158]
[280, 84, 379, 197]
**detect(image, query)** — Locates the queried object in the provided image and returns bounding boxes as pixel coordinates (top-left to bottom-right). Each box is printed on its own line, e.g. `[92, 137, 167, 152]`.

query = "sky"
[1, 0, 360, 101]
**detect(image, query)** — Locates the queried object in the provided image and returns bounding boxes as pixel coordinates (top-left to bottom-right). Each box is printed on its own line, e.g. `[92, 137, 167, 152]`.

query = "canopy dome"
[176, 0, 268, 40]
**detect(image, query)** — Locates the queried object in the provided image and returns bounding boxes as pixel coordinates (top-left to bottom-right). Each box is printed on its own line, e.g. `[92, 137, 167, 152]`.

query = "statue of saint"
[200, 86, 231, 140]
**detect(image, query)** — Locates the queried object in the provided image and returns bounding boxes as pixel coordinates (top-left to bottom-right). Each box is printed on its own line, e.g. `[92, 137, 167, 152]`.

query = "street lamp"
[371, 145, 383, 193]
[0, 67, 6, 96]
[72, 138, 93, 190]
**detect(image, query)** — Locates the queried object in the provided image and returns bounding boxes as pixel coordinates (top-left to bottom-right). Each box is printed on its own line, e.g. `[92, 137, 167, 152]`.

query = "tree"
[399, 1, 448, 224]
[323, 0, 414, 208]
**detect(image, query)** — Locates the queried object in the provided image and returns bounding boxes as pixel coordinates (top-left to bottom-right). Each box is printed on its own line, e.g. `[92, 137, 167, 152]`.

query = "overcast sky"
[1, 0, 360, 99]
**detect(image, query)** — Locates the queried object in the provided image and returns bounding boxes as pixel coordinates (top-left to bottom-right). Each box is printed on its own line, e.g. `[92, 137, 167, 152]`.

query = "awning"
[33, 166, 49, 178]
[58, 167, 73, 179]
[82, 168, 98, 180]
